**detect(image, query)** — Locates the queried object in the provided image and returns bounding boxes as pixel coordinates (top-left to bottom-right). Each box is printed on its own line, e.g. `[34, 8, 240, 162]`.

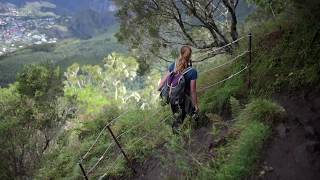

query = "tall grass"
[213, 120, 270, 180]
[197, 99, 284, 180]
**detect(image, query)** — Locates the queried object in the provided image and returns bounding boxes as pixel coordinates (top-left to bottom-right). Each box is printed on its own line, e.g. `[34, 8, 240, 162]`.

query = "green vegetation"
[212, 120, 270, 180]
[248, 0, 320, 95]
[1, 0, 320, 179]
[0, 26, 126, 86]
[36, 107, 172, 179]
[0, 63, 75, 178]
[197, 99, 284, 180]
[65, 86, 109, 114]
[34, 53, 168, 179]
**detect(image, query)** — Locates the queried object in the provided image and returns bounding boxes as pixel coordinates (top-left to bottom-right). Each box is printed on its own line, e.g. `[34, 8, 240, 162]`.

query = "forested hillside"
[1, 0, 320, 179]
[0, 25, 126, 87]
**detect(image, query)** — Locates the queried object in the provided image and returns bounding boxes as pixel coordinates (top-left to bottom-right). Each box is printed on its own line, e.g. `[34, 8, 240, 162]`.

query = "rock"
[261, 162, 274, 174]
[265, 166, 274, 172]
[259, 170, 266, 177]
[276, 123, 288, 138]
[305, 125, 316, 139]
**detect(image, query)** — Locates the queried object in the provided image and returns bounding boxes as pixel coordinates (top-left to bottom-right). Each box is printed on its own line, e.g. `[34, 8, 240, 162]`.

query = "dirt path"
[128, 121, 216, 180]
[253, 92, 320, 180]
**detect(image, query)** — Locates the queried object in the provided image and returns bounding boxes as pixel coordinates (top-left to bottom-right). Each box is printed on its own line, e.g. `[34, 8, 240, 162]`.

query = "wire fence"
[89, 114, 171, 176]
[77, 33, 253, 179]
[104, 154, 123, 176]
[199, 50, 248, 75]
[115, 108, 164, 140]
[198, 65, 249, 92]
[123, 115, 172, 151]
[193, 35, 248, 63]
[87, 142, 115, 175]
[78, 110, 172, 179]
[80, 101, 143, 162]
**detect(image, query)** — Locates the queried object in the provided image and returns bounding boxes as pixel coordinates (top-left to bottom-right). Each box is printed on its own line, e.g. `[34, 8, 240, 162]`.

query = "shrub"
[238, 99, 286, 125]
[200, 75, 245, 115]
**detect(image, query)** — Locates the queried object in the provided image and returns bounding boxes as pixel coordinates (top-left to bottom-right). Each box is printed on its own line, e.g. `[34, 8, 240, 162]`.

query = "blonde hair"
[175, 46, 192, 74]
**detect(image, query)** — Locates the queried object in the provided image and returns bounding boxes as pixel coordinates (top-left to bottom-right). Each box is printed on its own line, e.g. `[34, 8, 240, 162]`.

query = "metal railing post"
[78, 162, 89, 180]
[106, 125, 137, 174]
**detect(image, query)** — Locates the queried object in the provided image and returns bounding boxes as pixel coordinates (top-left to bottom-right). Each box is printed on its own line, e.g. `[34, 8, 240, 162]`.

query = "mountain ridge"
[0, 0, 118, 39]
[0, 0, 116, 14]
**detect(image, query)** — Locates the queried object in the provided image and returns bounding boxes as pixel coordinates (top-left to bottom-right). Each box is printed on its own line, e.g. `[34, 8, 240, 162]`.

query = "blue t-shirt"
[168, 63, 198, 93]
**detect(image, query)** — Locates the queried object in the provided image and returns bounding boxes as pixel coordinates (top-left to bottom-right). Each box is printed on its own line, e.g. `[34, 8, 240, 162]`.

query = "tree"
[16, 63, 63, 102]
[114, 0, 240, 62]
[246, 0, 289, 15]
[64, 53, 161, 110]
[0, 64, 75, 178]
[17, 63, 69, 152]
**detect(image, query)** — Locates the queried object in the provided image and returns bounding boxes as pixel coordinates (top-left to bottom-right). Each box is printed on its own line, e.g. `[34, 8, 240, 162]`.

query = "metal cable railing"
[198, 65, 249, 92]
[199, 51, 248, 75]
[87, 142, 115, 175]
[80, 101, 143, 162]
[124, 115, 172, 151]
[115, 108, 164, 140]
[81, 113, 171, 177]
[193, 35, 247, 63]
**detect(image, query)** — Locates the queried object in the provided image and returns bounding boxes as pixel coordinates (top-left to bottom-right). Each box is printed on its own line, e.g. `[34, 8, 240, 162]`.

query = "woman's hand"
[158, 72, 170, 91]
[195, 104, 200, 112]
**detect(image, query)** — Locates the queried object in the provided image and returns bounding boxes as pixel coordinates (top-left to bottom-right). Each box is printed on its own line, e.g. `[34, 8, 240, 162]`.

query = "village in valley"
[0, 3, 68, 56]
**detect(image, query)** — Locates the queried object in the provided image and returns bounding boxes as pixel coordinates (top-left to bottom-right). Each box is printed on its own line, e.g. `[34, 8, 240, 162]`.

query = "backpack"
[160, 66, 193, 106]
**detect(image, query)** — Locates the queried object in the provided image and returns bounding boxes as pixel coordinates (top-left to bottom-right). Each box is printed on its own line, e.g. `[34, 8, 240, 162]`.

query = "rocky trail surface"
[253, 91, 320, 180]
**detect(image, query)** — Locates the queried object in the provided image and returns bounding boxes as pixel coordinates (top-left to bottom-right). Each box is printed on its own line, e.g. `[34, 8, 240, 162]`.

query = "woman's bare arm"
[190, 80, 199, 111]
[158, 72, 170, 91]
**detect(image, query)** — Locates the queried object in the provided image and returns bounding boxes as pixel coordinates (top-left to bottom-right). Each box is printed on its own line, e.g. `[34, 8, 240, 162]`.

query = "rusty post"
[78, 162, 89, 180]
[106, 125, 136, 174]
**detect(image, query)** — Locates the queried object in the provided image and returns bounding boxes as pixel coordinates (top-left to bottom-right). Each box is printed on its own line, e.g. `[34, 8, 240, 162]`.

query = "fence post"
[247, 33, 252, 89]
[106, 125, 137, 174]
[78, 162, 89, 180]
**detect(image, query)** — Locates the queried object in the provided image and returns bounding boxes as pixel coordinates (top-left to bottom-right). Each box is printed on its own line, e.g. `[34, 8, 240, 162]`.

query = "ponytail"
[175, 46, 192, 74]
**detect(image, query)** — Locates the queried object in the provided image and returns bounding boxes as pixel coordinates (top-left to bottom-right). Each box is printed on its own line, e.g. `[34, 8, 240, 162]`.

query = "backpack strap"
[182, 67, 192, 75]
[173, 63, 192, 75]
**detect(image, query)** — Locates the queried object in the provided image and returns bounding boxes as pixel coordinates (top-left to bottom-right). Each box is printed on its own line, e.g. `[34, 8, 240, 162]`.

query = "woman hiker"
[158, 46, 199, 133]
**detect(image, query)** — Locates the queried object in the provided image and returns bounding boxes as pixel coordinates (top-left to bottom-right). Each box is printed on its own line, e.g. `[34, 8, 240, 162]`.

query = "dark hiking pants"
[170, 95, 195, 128]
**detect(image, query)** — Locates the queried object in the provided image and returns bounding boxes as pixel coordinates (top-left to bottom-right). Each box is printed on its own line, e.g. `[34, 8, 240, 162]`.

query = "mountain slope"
[1, 0, 117, 38]
[0, 26, 126, 87]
